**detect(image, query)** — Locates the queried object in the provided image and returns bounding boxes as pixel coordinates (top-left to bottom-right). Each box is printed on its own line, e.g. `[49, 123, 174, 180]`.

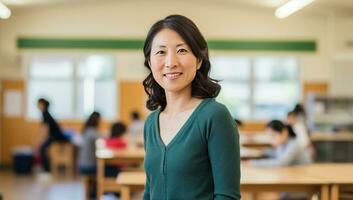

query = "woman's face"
[149, 28, 201, 95]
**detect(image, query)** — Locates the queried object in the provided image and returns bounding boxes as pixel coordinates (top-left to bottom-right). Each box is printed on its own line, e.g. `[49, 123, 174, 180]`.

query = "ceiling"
[2, 0, 353, 16]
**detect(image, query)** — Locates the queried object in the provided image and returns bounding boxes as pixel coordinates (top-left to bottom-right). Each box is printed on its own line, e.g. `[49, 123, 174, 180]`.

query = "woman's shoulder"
[198, 98, 231, 119]
[144, 108, 160, 126]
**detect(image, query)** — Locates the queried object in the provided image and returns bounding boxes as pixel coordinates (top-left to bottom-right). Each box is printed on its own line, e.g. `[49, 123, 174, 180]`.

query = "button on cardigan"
[143, 98, 241, 200]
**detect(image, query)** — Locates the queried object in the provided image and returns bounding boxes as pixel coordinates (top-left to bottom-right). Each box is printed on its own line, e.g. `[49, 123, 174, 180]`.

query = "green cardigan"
[143, 98, 241, 200]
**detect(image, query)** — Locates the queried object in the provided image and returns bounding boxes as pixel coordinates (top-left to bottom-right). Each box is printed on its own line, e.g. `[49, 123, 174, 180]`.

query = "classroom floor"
[0, 169, 83, 200]
[0, 169, 145, 200]
[0, 169, 281, 200]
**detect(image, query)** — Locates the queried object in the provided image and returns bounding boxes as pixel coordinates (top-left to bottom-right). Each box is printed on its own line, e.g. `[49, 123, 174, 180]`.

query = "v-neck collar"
[155, 98, 211, 150]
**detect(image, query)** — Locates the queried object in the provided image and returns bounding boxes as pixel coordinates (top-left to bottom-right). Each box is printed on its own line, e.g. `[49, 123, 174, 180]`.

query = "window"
[27, 54, 117, 120]
[210, 56, 300, 120]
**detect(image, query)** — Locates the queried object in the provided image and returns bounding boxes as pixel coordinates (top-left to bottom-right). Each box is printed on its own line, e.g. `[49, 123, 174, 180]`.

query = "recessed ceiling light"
[275, 0, 315, 19]
[0, 2, 11, 19]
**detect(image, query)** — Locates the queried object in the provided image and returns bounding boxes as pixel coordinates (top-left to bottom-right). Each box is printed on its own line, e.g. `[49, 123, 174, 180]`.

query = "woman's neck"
[164, 87, 198, 117]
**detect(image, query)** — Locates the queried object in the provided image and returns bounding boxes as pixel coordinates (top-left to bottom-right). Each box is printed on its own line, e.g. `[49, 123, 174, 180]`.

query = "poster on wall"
[3, 89, 22, 117]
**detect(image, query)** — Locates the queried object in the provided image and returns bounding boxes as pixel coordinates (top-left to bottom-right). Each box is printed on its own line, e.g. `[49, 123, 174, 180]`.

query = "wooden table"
[311, 132, 353, 142]
[240, 133, 271, 148]
[241, 166, 330, 200]
[96, 147, 145, 198]
[96, 145, 262, 198]
[116, 165, 335, 200]
[293, 164, 353, 200]
[116, 171, 146, 200]
[240, 148, 265, 160]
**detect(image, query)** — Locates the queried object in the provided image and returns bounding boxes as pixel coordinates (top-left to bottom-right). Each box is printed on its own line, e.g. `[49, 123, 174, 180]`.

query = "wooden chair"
[82, 175, 96, 200]
[49, 142, 75, 178]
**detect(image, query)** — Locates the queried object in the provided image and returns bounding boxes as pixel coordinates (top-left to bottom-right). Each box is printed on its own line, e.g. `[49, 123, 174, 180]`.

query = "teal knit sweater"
[143, 98, 241, 200]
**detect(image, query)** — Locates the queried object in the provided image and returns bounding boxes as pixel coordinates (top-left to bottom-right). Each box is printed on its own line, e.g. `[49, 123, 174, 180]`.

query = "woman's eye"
[155, 50, 165, 55]
[177, 49, 188, 54]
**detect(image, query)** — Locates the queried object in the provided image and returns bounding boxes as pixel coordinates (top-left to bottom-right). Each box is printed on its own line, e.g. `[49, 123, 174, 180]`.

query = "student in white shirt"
[250, 120, 311, 168]
[128, 111, 145, 147]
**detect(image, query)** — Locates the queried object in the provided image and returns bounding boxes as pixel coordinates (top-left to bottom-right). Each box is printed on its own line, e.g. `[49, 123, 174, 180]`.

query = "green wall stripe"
[17, 38, 316, 52]
[17, 38, 144, 50]
[207, 40, 316, 51]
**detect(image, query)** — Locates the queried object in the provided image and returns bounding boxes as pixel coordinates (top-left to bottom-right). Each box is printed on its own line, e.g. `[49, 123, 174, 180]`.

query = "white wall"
[0, 0, 351, 84]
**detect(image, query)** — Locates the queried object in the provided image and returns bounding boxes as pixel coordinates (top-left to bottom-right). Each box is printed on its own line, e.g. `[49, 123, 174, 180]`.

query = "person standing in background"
[128, 111, 145, 147]
[37, 98, 68, 172]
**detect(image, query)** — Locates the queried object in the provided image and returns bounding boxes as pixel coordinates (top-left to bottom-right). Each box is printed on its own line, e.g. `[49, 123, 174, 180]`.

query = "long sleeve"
[143, 119, 150, 200]
[142, 175, 150, 200]
[251, 140, 301, 168]
[263, 148, 276, 158]
[206, 105, 241, 200]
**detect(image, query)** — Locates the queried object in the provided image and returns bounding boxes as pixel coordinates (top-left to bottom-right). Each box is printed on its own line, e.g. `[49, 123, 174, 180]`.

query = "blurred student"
[37, 98, 68, 172]
[128, 111, 145, 146]
[249, 120, 311, 168]
[105, 122, 128, 149]
[78, 111, 101, 175]
[104, 122, 128, 177]
[288, 104, 315, 160]
[287, 111, 310, 148]
[292, 103, 307, 123]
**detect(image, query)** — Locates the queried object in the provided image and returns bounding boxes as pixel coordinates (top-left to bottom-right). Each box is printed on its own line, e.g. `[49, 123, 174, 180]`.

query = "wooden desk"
[96, 147, 145, 198]
[240, 148, 265, 160]
[240, 133, 271, 148]
[292, 164, 353, 200]
[116, 165, 332, 200]
[116, 171, 146, 200]
[241, 166, 329, 200]
[311, 132, 353, 142]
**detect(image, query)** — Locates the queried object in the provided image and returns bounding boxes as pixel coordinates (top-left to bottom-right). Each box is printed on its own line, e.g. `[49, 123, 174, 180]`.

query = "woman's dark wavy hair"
[267, 120, 296, 138]
[142, 14, 221, 111]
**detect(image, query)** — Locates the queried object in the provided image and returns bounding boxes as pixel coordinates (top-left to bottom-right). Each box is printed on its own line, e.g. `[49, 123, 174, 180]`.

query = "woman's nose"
[165, 52, 177, 68]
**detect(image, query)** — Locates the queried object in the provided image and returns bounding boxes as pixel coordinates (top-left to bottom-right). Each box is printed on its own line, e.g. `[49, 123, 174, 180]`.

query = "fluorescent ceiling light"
[275, 0, 315, 19]
[0, 2, 11, 19]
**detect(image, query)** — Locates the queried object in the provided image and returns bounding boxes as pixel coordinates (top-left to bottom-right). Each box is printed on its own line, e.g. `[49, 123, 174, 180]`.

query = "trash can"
[12, 146, 34, 175]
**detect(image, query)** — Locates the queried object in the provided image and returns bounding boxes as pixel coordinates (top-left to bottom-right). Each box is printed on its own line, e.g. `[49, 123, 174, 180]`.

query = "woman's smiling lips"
[163, 72, 183, 80]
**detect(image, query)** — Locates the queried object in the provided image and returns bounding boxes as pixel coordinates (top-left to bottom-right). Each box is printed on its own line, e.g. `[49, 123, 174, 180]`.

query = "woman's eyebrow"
[176, 43, 186, 47]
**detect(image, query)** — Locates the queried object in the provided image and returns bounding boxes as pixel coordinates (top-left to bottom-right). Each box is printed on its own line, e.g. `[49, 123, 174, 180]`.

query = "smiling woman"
[141, 15, 241, 200]
[149, 28, 201, 96]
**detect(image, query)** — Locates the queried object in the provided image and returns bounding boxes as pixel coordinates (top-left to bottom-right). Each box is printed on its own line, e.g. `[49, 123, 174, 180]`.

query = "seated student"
[105, 122, 128, 149]
[37, 98, 68, 173]
[287, 109, 315, 161]
[104, 122, 128, 177]
[249, 120, 311, 168]
[287, 110, 310, 148]
[77, 111, 101, 175]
